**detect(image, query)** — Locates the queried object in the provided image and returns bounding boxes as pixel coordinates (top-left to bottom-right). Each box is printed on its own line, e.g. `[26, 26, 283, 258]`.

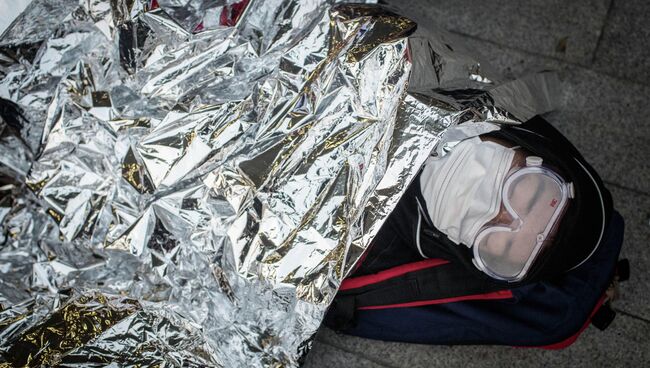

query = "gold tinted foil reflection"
[25, 179, 47, 194]
[4, 294, 139, 367]
[331, 4, 417, 62]
[46, 209, 63, 224]
[122, 147, 153, 193]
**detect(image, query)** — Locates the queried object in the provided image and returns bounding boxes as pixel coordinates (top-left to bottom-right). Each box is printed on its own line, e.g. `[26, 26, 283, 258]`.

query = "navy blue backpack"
[325, 117, 628, 348]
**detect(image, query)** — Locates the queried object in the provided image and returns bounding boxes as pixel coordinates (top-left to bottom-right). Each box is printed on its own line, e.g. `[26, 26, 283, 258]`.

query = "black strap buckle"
[591, 303, 616, 331]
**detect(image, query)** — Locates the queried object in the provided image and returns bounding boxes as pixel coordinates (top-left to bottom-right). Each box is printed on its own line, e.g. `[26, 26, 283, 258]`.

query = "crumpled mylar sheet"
[0, 0, 557, 366]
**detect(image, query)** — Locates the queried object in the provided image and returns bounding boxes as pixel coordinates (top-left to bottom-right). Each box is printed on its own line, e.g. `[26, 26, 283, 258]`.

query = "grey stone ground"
[304, 1, 650, 366]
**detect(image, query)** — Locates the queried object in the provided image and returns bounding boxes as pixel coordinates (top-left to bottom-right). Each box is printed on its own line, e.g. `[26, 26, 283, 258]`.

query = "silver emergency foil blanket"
[0, 0, 557, 366]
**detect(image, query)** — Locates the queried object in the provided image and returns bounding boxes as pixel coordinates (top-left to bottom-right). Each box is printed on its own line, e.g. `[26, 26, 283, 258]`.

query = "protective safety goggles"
[471, 157, 571, 282]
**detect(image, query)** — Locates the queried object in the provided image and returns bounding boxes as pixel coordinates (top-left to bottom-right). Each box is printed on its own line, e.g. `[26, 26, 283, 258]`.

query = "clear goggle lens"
[473, 165, 569, 282]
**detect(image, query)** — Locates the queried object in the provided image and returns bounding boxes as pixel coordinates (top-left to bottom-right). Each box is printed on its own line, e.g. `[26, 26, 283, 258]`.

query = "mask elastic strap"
[415, 197, 429, 259]
[568, 158, 606, 270]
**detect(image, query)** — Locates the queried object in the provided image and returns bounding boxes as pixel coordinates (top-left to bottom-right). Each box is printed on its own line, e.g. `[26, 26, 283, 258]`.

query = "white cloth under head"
[419, 137, 515, 246]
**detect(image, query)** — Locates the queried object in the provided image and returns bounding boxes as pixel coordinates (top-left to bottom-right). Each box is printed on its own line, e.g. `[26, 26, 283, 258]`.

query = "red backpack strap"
[340, 259, 450, 290]
[327, 259, 512, 330]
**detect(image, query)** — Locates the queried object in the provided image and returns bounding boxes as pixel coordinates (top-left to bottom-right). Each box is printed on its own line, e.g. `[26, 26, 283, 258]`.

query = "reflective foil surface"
[0, 0, 557, 366]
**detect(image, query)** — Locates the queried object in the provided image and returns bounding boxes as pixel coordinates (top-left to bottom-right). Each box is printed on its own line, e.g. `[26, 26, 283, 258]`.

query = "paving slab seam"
[603, 181, 650, 199]
[447, 29, 650, 89]
[589, 0, 615, 65]
[614, 308, 650, 324]
[317, 337, 401, 368]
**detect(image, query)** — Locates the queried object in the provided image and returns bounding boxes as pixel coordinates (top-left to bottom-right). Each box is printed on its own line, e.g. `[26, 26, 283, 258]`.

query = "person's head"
[419, 134, 570, 282]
